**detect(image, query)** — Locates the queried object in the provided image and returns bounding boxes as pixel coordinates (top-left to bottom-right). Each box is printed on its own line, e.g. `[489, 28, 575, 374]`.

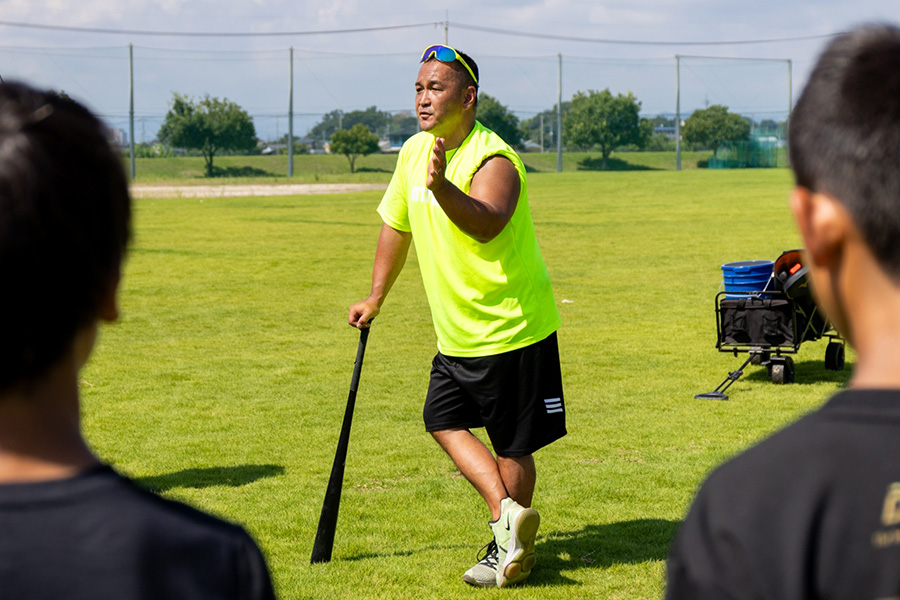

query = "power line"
[451, 21, 843, 46]
[0, 18, 845, 46]
[0, 20, 438, 37]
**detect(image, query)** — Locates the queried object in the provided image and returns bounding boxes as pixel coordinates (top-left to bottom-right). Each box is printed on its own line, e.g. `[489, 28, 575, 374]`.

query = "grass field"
[82, 168, 851, 599]
[127, 150, 717, 183]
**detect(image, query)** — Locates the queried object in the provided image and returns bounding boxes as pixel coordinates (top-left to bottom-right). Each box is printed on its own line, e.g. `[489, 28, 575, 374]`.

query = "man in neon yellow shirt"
[349, 45, 566, 588]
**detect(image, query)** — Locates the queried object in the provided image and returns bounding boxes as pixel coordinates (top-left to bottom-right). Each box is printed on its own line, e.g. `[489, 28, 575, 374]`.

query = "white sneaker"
[490, 498, 540, 588]
[462, 540, 499, 587]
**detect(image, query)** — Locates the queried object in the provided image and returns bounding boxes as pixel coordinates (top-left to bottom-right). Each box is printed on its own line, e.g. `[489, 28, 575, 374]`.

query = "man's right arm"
[348, 223, 412, 329]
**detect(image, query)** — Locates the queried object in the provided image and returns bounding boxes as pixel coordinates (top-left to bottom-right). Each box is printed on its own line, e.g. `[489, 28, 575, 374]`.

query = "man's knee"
[429, 427, 468, 446]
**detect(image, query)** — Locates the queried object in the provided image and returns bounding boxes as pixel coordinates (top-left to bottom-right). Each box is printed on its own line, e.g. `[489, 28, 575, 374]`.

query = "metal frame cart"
[695, 250, 845, 400]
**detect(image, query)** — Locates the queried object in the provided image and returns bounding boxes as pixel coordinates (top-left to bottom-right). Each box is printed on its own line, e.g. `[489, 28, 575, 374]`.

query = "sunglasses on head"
[420, 45, 478, 87]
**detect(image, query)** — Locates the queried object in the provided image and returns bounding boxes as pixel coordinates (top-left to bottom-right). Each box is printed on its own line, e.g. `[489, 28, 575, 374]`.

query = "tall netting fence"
[0, 44, 792, 171]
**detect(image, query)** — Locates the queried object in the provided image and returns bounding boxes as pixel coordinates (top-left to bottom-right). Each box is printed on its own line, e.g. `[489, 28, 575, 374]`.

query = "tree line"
[154, 90, 763, 176]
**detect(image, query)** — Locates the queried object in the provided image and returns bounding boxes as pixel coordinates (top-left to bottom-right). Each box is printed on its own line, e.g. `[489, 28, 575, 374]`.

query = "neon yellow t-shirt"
[378, 121, 560, 357]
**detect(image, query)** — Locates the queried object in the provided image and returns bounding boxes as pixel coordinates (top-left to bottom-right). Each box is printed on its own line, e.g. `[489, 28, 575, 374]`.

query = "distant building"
[299, 137, 330, 154]
[381, 128, 419, 153]
[654, 125, 677, 141]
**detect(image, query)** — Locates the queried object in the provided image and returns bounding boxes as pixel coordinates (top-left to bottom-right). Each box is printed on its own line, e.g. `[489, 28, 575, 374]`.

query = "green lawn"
[127, 150, 720, 183]
[83, 168, 849, 599]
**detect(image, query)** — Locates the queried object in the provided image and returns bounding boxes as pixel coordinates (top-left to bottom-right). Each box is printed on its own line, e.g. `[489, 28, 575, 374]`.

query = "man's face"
[415, 59, 471, 136]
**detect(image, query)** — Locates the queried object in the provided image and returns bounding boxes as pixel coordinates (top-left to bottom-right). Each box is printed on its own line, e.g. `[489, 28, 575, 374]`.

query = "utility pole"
[444, 11, 449, 44]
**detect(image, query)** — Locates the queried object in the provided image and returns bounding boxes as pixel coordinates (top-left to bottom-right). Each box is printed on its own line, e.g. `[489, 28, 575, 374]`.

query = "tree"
[476, 94, 523, 148]
[310, 106, 392, 140]
[158, 93, 257, 177]
[330, 124, 380, 173]
[682, 105, 751, 157]
[520, 102, 571, 151]
[563, 89, 650, 169]
[390, 111, 419, 133]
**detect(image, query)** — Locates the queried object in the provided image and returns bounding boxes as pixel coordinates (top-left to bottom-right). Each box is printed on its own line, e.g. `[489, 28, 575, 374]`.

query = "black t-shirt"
[0, 465, 275, 600]
[666, 390, 900, 599]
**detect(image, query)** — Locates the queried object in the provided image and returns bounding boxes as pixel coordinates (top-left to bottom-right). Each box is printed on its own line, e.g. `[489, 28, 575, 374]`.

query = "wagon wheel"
[771, 357, 795, 384]
[771, 364, 785, 384]
[825, 341, 845, 371]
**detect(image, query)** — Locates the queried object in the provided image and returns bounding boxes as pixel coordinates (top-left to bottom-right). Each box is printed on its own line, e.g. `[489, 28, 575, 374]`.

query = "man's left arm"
[426, 137, 519, 244]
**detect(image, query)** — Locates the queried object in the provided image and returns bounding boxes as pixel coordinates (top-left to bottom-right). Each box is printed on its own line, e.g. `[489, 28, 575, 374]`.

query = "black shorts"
[423, 332, 567, 457]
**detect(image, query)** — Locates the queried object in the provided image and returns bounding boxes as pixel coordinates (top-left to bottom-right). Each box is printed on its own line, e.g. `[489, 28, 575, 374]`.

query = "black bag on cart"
[719, 297, 794, 347]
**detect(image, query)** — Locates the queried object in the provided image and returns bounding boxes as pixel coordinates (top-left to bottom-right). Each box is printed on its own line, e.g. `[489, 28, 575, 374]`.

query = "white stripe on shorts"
[544, 397, 564, 414]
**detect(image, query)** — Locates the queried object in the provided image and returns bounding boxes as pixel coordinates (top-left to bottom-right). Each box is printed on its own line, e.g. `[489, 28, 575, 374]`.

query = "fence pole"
[556, 52, 562, 173]
[675, 55, 681, 171]
[786, 58, 792, 168]
[289, 46, 294, 177]
[540, 113, 544, 153]
[129, 43, 136, 180]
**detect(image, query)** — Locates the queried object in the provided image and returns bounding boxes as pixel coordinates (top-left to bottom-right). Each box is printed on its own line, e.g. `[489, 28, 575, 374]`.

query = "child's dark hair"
[0, 82, 131, 391]
[789, 24, 900, 279]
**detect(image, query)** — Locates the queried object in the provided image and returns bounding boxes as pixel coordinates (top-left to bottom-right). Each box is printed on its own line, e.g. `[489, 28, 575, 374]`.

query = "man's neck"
[440, 118, 476, 152]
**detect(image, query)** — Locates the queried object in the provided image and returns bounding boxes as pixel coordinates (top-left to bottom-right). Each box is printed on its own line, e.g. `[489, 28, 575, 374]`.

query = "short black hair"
[455, 49, 479, 90]
[789, 24, 900, 279]
[0, 82, 131, 391]
[423, 48, 479, 92]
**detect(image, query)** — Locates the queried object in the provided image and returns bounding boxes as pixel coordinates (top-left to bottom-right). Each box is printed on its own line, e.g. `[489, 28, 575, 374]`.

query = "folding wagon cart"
[695, 250, 845, 400]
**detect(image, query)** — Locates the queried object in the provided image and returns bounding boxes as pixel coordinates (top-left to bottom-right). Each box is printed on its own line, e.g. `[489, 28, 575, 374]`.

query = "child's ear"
[790, 187, 851, 269]
[97, 271, 120, 323]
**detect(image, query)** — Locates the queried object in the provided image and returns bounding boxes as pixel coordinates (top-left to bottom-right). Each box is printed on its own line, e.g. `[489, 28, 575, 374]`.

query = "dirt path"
[129, 182, 387, 199]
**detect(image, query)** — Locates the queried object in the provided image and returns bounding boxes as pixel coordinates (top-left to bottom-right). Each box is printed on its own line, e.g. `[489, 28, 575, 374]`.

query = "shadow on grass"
[136, 464, 285, 492]
[693, 357, 852, 399]
[737, 358, 852, 387]
[355, 167, 392, 174]
[209, 165, 276, 178]
[337, 518, 677, 586]
[131, 247, 207, 256]
[531, 518, 680, 586]
[576, 156, 658, 171]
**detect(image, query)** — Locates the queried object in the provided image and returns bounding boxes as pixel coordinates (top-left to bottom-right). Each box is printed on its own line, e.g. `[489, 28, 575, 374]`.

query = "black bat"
[310, 325, 371, 564]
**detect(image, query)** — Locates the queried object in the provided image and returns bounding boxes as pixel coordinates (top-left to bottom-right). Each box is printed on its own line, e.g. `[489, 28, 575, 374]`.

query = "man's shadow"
[135, 464, 285, 492]
[532, 518, 680, 586]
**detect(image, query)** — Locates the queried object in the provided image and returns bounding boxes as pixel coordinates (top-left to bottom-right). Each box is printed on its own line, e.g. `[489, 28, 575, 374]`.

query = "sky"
[0, 1, 896, 142]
